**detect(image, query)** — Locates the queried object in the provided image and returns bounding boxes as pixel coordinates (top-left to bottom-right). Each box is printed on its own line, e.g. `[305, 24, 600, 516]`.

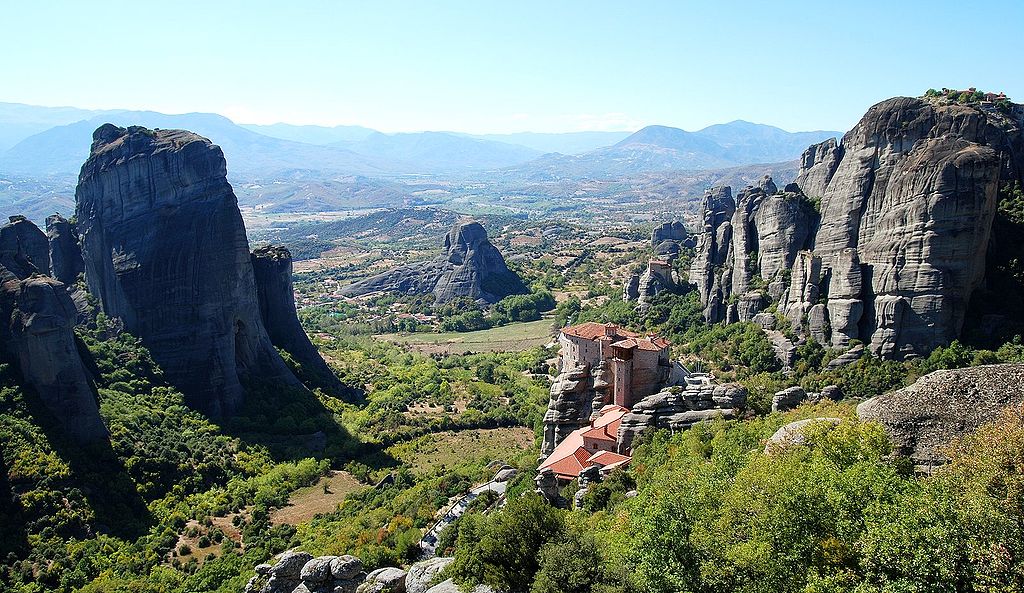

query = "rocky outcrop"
[45, 214, 84, 286]
[0, 264, 107, 442]
[341, 221, 526, 305]
[689, 95, 1024, 360]
[406, 557, 454, 593]
[252, 245, 344, 393]
[771, 386, 807, 413]
[857, 363, 1024, 471]
[0, 216, 50, 279]
[541, 364, 602, 455]
[651, 221, 687, 246]
[245, 552, 366, 593]
[424, 580, 493, 593]
[75, 124, 302, 419]
[357, 568, 407, 593]
[688, 179, 818, 324]
[616, 381, 746, 453]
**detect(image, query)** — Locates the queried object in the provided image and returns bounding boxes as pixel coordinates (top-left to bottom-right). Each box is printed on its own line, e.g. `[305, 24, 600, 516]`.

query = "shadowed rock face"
[690, 96, 1024, 359]
[0, 216, 50, 279]
[75, 124, 301, 418]
[341, 221, 527, 304]
[45, 214, 84, 286]
[0, 263, 107, 442]
[251, 245, 344, 393]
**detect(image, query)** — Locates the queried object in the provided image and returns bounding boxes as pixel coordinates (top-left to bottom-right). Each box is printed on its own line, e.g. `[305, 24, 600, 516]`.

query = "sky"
[2, 0, 1022, 135]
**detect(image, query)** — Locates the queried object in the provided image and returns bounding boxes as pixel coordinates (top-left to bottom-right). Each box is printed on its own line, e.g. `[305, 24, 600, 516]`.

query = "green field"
[373, 318, 555, 354]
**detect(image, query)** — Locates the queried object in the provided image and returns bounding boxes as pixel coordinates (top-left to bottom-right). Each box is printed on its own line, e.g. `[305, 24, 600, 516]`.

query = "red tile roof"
[610, 336, 670, 352]
[582, 405, 628, 443]
[561, 322, 640, 341]
[539, 406, 631, 479]
[586, 450, 631, 467]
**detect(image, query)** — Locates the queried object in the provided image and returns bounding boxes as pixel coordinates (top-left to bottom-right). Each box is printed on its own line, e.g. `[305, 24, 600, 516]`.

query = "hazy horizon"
[3, 0, 1022, 135]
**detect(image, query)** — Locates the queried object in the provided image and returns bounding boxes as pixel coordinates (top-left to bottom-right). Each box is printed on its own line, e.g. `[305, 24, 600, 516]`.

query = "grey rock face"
[342, 221, 526, 305]
[0, 216, 50, 278]
[616, 382, 746, 453]
[689, 186, 735, 322]
[357, 568, 407, 593]
[651, 221, 687, 245]
[622, 273, 640, 301]
[857, 363, 1024, 470]
[406, 557, 454, 593]
[541, 364, 602, 455]
[75, 124, 302, 419]
[798, 97, 1015, 358]
[689, 179, 817, 323]
[807, 303, 830, 345]
[781, 251, 821, 330]
[45, 214, 84, 286]
[534, 467, 565, 507]
[252, 245, 344, 393]
[248, 553, 366, 593]
[771, 386, 807, 413]
[765, 330, 797, 369]
[0, 266, 108, 442]
[688, 96, 1024, 360]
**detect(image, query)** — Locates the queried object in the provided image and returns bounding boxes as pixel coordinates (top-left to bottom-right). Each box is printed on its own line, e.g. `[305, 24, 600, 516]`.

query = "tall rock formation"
[0, 216, 51, 278]
[75, 124, 302, 418]
[341, 221, 527, 304]
[251, 245, 344, 393]
[689, 95, 1024, 359]
[0, 262, 107, 442]
[45, 214, 85, 286]
[688, 178, 818, 324]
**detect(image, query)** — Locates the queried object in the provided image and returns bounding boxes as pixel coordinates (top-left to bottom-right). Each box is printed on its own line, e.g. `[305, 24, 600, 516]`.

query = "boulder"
[616, 383, 746, 453]
[330, 555, 365, 581]
[827, 344, 865, 369]
[406, 557, 454, 593]
[857, 363, 1024, 471]
[424, 579, 494, 593]
[75, 124, 303, 419]
[357, 567, 407, 593]
[772, 386, 807, 413]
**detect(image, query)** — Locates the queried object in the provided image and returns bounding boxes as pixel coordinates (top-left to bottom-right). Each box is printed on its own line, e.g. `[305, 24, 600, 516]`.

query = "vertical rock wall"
[75, 124, 302, 418]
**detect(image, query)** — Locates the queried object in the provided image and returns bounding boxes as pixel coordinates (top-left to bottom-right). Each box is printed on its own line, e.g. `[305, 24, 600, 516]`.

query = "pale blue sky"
[3, 1, 1021, 134]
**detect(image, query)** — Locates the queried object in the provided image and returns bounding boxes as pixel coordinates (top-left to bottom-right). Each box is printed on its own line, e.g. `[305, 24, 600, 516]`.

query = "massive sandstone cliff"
[0, 258, 107, 442]
[690, 96, 1024, 358]
[251, 245, 345, 394]
[341, 221, 527, 304]
[75, 124, 303, 418]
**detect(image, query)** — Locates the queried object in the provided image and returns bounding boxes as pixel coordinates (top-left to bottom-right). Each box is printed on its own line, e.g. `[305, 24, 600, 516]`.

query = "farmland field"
[373, 318, 556, 354]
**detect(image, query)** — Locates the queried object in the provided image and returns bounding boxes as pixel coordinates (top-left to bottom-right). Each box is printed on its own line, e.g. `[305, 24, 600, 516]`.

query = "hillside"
[507, 121, 838, 179]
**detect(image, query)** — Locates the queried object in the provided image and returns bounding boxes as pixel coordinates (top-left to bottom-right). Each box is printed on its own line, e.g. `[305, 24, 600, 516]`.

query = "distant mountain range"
[0, 101, 838, 219]
[504, 122, 839, 180]
[0, 102, 838, 179]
